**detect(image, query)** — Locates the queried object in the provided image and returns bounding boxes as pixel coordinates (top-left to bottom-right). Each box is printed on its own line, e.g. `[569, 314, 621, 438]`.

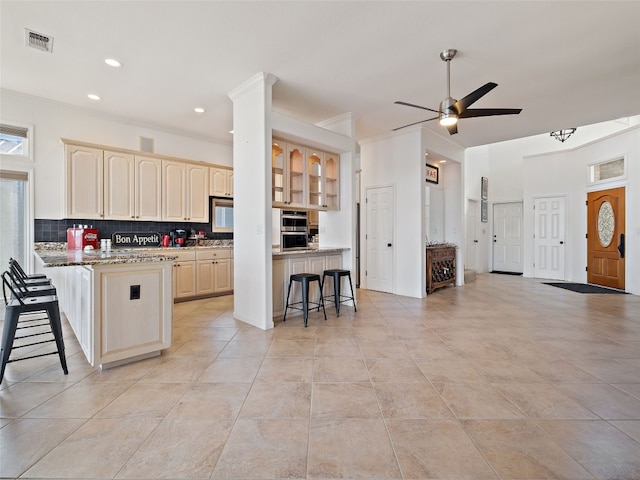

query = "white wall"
[0, 90, 233, 219]
[465, 119, 640, 295]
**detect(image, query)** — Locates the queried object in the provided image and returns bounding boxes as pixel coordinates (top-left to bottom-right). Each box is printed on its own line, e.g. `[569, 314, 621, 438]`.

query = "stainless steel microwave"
[281, 232, 308, 250]
[281, 210, 308, 232]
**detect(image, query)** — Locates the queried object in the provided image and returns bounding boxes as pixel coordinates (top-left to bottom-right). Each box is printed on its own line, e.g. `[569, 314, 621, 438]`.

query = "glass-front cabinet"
[272, 138, 339, 211]
[307, 149, 323, 208]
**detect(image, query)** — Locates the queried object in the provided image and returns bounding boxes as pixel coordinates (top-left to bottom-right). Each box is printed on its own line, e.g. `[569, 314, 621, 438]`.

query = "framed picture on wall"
[481, 200, 488, 222]
[425, 163, 439, 184]
[481, 177, 488, 199]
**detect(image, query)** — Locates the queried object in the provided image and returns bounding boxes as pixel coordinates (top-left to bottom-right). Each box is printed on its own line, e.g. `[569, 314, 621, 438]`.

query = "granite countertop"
[272, 246, 349, 257]
[35, 249, 179, 268]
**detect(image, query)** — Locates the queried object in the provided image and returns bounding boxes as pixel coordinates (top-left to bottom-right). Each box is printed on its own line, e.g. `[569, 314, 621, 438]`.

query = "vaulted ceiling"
[2, 1, 639, 148]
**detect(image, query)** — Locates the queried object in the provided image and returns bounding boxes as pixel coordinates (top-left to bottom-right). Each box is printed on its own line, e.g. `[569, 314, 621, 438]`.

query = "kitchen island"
[272, 246, 351, 320]
[35, 247, 177, 369]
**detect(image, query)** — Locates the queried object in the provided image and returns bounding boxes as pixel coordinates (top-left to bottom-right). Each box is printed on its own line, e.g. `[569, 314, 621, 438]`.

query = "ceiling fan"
[394, 49, 522, 135]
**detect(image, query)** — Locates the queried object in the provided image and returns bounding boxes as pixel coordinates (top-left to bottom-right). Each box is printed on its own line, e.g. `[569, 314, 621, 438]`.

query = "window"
[589, 157, 625, 183]
[212, 198, 233, 232]
[0, 170, 29, 273]
[0, 123, 33, 160]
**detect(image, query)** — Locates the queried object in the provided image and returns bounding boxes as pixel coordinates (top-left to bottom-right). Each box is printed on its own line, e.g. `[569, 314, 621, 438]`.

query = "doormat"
[491, 271, 523, 276]
[543, 282, 627, 294]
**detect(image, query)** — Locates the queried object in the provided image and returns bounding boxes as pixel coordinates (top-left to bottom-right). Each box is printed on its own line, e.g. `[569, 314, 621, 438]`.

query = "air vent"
[25, 29, 53, 53]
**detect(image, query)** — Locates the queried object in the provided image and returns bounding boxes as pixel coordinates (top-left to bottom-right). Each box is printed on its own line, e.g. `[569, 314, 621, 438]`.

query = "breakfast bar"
[34, 247, 176, 369]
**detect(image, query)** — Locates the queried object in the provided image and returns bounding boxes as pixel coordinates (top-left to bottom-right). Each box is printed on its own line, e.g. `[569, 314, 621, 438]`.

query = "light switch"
[257, 224, 264, 234]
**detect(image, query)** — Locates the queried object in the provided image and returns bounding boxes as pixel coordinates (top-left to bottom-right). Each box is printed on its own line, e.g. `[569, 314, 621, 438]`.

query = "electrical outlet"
[130, 285, 140, 300]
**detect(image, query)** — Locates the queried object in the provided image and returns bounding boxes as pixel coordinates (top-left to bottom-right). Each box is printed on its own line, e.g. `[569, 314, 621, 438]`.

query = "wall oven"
[280, 210, 308, 250]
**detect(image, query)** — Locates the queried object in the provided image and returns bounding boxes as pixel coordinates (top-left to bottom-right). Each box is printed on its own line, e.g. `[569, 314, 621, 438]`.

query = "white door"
[466, 199, 479, 271]
[493, 202, 523, 273]
[366, 186, 394, 293]
[534, 196, 566, 280]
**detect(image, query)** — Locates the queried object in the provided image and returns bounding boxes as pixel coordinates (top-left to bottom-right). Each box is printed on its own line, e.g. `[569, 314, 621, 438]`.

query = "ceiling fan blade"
[394, 101, 440, 114]
[392, 116, 439, 131]
[459, 108, 522, 118]
[446, 123, 458, 135]
[450, 82, 498, 114]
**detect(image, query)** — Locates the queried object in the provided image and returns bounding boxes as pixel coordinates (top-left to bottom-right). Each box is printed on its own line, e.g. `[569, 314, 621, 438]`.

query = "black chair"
[322, 269, 357, 317]
[283, 273, 327, 327]
[1, 271, 68, 384]
[9, 258, 48, 283]
[4, 269, 56, 298]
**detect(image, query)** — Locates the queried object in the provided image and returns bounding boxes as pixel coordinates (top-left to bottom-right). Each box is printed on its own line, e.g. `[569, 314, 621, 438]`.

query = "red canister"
[162, 235, 170, 247]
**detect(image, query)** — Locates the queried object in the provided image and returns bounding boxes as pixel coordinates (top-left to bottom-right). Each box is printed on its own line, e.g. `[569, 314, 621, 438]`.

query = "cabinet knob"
[131, 216, 135, 219]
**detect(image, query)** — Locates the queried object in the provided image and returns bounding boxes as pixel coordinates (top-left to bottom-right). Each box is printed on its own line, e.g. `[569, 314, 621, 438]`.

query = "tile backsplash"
[35, 219, 232, 243]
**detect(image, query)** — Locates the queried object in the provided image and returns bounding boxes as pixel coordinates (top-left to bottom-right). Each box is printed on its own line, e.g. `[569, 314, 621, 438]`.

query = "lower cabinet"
[173, 248, 233, 301]
[272, 252, 343, 319]
[426, 246, 456, 294]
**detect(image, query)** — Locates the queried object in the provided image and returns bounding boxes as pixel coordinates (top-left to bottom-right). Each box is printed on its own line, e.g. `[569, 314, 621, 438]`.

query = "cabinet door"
[174, 262, 196, 298]
[162, 160, 186, 221]
[324, 152, 340, 210]
[196, 260, 215, 295]
[135, 156, 162, 221]
[272, 140, 287, 206]
[307, 150, 323, 209]
[287, 144, 306, 208]
[210, 168, 227, 197]
[104, 150, 135, 220]
[66, 144, 104, 219]
[186, 164, 209, 222]
[272, 259, 286, 317]
[226, 170, 234, 198]
[213, 259, 232, 293]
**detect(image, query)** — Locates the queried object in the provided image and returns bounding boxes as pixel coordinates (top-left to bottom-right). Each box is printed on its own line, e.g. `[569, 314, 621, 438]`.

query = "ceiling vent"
[25, 29, 53, 53]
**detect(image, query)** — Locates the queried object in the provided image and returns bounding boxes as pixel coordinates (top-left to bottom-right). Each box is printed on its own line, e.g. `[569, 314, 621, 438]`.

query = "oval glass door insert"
[597, 201, 615, 247]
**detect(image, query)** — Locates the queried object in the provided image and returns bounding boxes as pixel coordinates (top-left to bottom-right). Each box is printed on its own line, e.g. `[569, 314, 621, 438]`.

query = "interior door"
[492, 202, 523, 273]
[466, 199, 478, 271]
[587, 187, 625, 290]
[366, 186, 393, 293]
[533, 196, 566, 280]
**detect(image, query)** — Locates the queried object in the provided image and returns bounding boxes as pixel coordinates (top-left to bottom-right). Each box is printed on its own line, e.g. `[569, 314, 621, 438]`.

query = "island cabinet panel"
[96, 264, 172, 366]
[272, 250, 346, 319]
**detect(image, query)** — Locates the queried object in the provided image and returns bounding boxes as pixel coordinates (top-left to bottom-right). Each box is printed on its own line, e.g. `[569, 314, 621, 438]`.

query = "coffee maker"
[170, 229, 188, 247]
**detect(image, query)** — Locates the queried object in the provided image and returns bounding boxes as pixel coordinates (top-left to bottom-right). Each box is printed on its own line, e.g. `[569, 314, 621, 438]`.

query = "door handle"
[474, 240, 478, 243]
[618, 233, 625, 258]
[560, 241, 564, 245]
[387, 243, 392, 247]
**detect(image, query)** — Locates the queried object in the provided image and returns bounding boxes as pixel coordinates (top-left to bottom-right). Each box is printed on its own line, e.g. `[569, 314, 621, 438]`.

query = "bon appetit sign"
[112, 232, 161, 248]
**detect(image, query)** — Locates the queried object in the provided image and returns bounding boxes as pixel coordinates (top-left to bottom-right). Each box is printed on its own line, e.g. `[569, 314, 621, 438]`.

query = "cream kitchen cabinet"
[66, 144, 104, 219]
[66, 142, 162, 221]
[173, 250, 196, 299]
[195, 249, 233, 295]
[104, 152, 162, 221]
[272, 251, 343, 319]
[210, 167, 233, 198]
[162, 160, 209, 222]
[272, 139, 340, 211]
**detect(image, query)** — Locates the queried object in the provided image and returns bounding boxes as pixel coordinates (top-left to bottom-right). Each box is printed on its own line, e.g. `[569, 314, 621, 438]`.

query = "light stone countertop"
[272, 246, 349, 257]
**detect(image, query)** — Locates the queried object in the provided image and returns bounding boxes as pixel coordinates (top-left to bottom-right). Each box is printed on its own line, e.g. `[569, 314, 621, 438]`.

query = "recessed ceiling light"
[104, 58, 122, 68]
[87, 94, 101, 100]
[439, 160, 447, 164]
[194, 107, 205, 113]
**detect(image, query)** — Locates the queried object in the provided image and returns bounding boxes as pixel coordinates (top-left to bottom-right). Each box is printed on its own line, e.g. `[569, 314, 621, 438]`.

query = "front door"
[366, 185, 394, 293]
[587, 187, 625, 290]
[534, 196, 566, 280]
[492, 202, 523, 273]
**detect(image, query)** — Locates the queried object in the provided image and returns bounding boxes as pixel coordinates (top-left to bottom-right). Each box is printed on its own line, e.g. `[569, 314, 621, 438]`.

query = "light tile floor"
[1, 274, 640, 479]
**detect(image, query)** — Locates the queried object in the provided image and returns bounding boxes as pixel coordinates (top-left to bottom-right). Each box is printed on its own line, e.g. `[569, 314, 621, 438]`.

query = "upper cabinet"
[66, 144, 104, 219]
[65, 140, 215, 222]
[103, 151, 162, 221]
[210, 167, 233, 198]
[272, 138, 340, 211]
[162, 160, 209, 222]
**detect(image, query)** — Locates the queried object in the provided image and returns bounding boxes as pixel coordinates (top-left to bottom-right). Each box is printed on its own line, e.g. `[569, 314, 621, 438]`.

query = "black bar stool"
[283, 273, 327, 327]
[9, 258, 48, 283]
[1, 272, 68, 384]
[322, 269, 357, 317]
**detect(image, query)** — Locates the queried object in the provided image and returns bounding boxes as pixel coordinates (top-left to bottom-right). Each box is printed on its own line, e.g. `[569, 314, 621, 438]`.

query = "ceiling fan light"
[439, 112, 458, 126]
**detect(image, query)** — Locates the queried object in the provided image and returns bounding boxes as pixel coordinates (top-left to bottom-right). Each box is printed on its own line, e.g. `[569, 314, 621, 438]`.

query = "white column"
[228, 73, 278, 330]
